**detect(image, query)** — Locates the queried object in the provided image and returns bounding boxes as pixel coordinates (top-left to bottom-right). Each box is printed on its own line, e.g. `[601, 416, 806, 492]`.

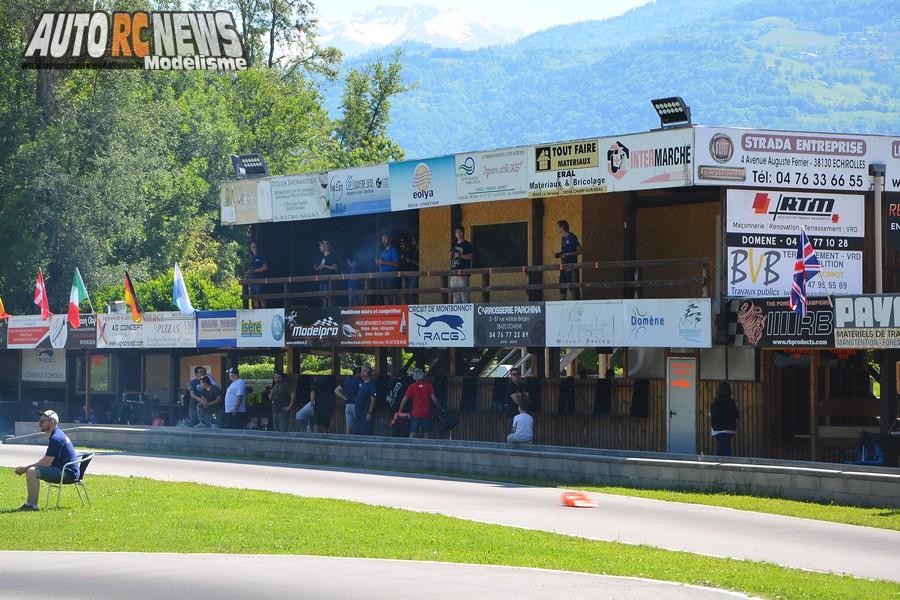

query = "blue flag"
[173, 263, 195, 314]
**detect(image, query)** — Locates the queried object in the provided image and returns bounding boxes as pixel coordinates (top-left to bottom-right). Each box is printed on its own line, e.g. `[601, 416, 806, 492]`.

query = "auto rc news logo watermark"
[23, 11, 247, 71]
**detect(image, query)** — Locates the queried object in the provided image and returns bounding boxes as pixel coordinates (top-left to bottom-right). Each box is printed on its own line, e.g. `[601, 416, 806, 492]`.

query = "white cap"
[38, 410, 59, 423]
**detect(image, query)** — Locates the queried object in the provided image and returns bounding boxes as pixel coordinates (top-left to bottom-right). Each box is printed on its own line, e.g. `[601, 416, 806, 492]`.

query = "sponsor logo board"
[21, 348, 66, 383]
[603, 129, 693, 190]
[7, 315, 51, 349]
[285, 306, 408, 347]
[196, 310, 237, 348]
[270, 173, 329, 222]
[220, 178, 271, 225]
[529, 139, 608, 198]
[474, 303, 545, 347]
[328, 164, 391, 216]
[732, 297, 834, 348]
[834, 295, 900, 349]
[48, 314, 97, 349]
[545, 300, 622, 347]
[622, 298, 711, 348]
[389, 156, 457, 211]
[408, 304, 473, 347]
[236, 309, 285, 348]
[97, 312, 196, 349]
[456, 147, 529, 203]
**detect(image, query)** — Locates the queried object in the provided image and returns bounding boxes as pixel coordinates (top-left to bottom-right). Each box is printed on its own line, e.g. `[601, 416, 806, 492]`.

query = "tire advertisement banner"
[407, 304, 474, 347]
[725, 188, 864, 298]
[49, 313, 97, 349]
[98, 312, 197, 349]
[545, 300, 623, 347]
[834, 295, 900, 349]
[732, 297, 834, 348]
[235, 309, 285, 348]
[474, 303, 545, 347]
[270, 173, 329, 222]
[6, 315, 50, 349]
[455, 147, 529, 203]
[528, 139, 608, 198]
[285, 306, 408, 347]
[622, 298, 712, 348]
[196, 310, 238, 348]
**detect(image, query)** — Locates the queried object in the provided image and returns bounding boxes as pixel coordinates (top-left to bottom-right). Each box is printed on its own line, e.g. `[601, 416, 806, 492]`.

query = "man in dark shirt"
[200, 375, 224, 427]
[314, 240, 339, 306]
[449, 226, 474, 303]
[246, 241, 269, 309]
[353, 366, 378, 435]
[398, 237, 420, 304]
[310, 375, 336, 433]
[14, 410, 79, 511]
[269, 372, 294, 432]
[186, 366, 203, 427]
[555, 220, 582, 300]
[335, 367, 362, 433]
[503, 368, 524, 433]
[375, 234, 400, 305]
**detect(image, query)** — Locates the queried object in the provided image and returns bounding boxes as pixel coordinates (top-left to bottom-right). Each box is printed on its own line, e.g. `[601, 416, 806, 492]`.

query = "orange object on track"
[560, 491, 597, 508]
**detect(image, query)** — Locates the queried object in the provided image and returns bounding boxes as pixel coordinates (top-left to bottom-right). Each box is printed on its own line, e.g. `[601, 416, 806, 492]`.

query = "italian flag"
[68, 268, 90, 328]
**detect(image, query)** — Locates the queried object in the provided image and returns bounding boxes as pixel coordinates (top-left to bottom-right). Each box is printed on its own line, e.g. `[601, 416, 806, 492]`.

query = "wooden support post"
[449, 349, 458, 377]
[483, 272, 490, 303]
[331, 348, 340, 376]
[530, 197, 544, 302]
[84, 350, 91, 420]
[809, 350, 819, 461]
[274, 350, 284, 375]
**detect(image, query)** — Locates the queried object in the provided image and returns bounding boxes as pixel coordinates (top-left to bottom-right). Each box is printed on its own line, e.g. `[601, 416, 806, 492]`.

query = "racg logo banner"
[408, 304, 474, 348]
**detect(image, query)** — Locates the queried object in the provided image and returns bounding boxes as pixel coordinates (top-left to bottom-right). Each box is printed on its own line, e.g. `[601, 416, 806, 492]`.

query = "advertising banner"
[270, 173, 329, 222]
[408, 304, 474, 347]
[49, 314, 97, 350]
[602, 129, 693, 191]
[220, 178, 272, 225]
[834, 295, 900, 349]
[474, 303, 545, 347]
[236, 309, 285, 348]
[389, 155, 457, 211]
[545, 300, 623, 347]
[97, 312, 196, 349]
[888, 198, 900, 252]
[21, 348, 66, 383]
[884, 137, 900, 193]
[6, 315, 50, 349]
[328, 164, 391, 217]
[285, 306, 408, 347]
[622, 298, 712, 348]
[725, 188, 864, 298]
[455, 147, 529, 203]
[528, 139, 608, 198]
[732, 297, 834, 348]
[196, 310, 238, 348]
[695, 127, 874, 192]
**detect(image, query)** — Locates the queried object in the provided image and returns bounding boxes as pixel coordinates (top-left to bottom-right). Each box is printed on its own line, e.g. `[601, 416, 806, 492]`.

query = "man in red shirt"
[397, 368, 442, 439]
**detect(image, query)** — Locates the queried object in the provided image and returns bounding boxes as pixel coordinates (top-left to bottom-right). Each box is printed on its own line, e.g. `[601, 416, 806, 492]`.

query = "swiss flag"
[33, 268, 51, 320]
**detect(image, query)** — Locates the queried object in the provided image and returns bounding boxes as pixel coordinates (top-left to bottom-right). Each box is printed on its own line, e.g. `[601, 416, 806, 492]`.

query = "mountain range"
[319, 0, 900, 160]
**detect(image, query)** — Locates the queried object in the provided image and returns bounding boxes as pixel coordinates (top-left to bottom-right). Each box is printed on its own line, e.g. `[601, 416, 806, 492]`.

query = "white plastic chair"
[44, 453, 94, 509]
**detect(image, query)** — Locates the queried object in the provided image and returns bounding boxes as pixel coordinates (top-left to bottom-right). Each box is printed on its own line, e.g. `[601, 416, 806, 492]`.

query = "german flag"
[124, 270, 144, 323]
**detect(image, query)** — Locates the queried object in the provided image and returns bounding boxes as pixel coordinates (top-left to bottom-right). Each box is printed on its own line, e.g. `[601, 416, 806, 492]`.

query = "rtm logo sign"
[751, 192, 838, 223]
[23, 12, 247, 71]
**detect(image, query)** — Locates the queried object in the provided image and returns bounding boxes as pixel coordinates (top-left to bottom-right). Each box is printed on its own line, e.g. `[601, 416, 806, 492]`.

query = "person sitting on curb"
[13, 410, 80, 511]
[506, 398, 533, 445]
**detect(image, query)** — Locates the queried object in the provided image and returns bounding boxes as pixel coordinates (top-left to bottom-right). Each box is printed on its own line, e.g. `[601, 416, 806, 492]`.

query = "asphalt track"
[1, 445, 898, 585]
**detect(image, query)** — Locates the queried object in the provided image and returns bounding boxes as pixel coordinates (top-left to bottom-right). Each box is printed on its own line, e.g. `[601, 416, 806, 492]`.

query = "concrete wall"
[9, 425, 899, 509]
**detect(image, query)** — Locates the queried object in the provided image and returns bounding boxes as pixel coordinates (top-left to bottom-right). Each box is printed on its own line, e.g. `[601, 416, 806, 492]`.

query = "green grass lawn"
[0, 471, 897, 600]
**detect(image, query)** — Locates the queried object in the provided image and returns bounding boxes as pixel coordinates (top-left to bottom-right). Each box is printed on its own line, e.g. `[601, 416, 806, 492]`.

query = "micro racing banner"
[834, 295, 900, 349]
[732, 297, 834, 348]
[545, 300, 623, 347]
[407, 304, 474, 347]
[474, 303, 545, 347]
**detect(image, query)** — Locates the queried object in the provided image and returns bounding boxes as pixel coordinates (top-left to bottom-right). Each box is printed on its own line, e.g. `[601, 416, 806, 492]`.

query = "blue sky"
[317, 0, 653, 34]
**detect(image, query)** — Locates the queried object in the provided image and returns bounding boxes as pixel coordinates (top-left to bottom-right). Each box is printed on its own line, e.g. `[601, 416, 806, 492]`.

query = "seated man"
[14, 410, 80, 511]
[506, 399, 534, 445]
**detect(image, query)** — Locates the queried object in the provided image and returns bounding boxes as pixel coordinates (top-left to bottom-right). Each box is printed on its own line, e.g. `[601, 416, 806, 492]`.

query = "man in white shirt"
[223, 367, 247, 430]
[507, 398, 533, 444]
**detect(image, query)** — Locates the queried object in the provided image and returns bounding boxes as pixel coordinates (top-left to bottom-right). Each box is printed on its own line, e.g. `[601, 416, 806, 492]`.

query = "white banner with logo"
[887, 138, 900, 193]
[545, 300, 623, 347]
[834, 295, 900, 349]
[725, 188, 864, 297]
[97, 312, 196, 349]
[622, 298, 711, 348]
[694, 127, 875, 192]
[220, 178, 272, 225]
[602, 129, 693, 190]
[270, 173, 329, 222]
[528, 139, 608, 198]
[407, 304, 474, 347]
[389, 156, 458, 211]
[456, 147, 529, 203]
[236, 309, 286, 348]
[21, 348, 66, 383]
[6, 315, 50, 349]
[328, 163, 391, 216]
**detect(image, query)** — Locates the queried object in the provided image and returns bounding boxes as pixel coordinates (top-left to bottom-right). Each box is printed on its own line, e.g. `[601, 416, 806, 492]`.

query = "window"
[470, 222, 528, 268]
[76, 354, 111, 393]
[700, 346, 757, 381]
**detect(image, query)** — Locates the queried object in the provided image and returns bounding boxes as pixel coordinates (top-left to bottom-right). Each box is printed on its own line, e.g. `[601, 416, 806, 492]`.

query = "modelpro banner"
[725, 188, 864, 298]
[408, 304, 474, 347]
[834, 295, 900, 349]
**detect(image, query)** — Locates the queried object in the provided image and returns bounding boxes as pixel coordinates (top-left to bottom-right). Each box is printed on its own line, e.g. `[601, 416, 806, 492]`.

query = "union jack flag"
[789, 228, 821, 317]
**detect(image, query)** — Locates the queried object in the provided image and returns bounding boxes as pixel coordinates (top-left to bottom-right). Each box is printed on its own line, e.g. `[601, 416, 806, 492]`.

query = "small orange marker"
[561, 491, 597, 508]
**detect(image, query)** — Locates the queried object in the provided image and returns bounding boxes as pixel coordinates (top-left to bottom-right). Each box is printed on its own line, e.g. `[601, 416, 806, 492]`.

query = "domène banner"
[49, 314, 97, 349]
[474, 303, 545, 347]
[285, 306, 408, 347]
[97, 312, 196, 349]
[622, 298, 712, 348]
[235, 309, 285, 348]
[455, 147, 529, 203]
[834, 295, 900, 349]
[196, 310, 238, 348]
[270, 173, 329, 222]
[725, 188, 864, 298]
[732, 297, 834, 348]
[528, 139, 608, 198]
[6, 315, 50, 349]
[408, 304, 474, 347]
[328, 164, 391, 217]
[602, 129, 693, 191]
[21, 348, 66, 383]
[220, 178, 272, 225]
[545, 300, 623, 347]
[390, 155, 457, 211]
[695, 127, 875, 192]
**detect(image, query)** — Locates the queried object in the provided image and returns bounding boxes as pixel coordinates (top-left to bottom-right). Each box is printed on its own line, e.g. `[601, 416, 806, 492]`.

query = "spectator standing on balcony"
[314, 240, 339, 306]
[335, 366, 362, 434]
[710, 382, 739, 456]
[449, 226, 474, 303]
[399, 236, 420, 304]
[245, 241, 269, 309]
[555, 220, 582, 300]
[270, 372, 293, 432]
[375, 234, 400, 305]
[503, 368, 525, 433]
[398, 368, 442, 439]
[507, 397, 534, 444]
[354, 366, 378, 435]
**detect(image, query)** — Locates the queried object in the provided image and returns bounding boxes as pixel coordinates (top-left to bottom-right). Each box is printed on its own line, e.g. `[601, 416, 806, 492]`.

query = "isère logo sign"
[23, 11, 247, 71]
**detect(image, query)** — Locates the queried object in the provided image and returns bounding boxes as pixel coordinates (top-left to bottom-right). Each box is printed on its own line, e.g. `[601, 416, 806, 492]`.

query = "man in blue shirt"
[14, 410, 79, 511]
[335, 366, 362, 433]
[374, 233, 400, 305]
[353, 366, 378, 435]
[245, 241, 269, 309]
[554, 220, 582, 300]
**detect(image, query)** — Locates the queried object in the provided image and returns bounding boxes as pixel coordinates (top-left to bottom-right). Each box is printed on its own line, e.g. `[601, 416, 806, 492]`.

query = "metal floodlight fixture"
[231, 153, 269, 179]
[651, 96, 691, 128]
